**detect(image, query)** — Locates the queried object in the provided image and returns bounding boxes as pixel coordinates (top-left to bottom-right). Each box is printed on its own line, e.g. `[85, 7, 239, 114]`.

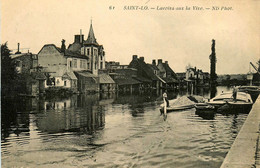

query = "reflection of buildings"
[36, 94, 105, 134]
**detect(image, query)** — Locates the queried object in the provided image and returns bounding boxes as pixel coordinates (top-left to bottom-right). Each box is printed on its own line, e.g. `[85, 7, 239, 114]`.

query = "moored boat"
[237, 86, 260, 102]
[207, 91, 253, 113]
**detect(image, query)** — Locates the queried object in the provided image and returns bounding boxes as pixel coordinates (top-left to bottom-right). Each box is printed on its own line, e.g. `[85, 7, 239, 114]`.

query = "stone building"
[37, 43, 83, 92]
[68, 23, 105, 75]
[11, 52, 46, 96]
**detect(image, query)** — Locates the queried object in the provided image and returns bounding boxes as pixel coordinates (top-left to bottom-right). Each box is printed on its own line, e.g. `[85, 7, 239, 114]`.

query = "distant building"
[157, 59, 178, 90]
[11, 52, 46, 96]
[11, 52, 38, 74]
[128, 55, 161, 90]
[105, 61, 128, 70]
[185, 67, 209, 86]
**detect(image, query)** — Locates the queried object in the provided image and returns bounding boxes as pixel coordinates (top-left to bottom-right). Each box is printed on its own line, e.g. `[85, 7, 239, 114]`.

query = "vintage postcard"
[1, 0, 259, 167]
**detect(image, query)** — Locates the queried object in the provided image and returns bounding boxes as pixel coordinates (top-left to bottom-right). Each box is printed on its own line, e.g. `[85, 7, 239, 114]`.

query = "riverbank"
[221, 95, 260, 168]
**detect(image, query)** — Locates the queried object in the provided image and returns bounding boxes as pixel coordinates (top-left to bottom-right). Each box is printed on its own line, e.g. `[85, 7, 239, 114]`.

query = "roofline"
[37, 44, 61, 55]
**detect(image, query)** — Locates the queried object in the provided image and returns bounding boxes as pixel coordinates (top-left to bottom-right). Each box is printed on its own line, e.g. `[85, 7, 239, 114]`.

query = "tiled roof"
[68, 43, 82, 53]
[134, 76, 152, 83]
[99, 73, 115, 84]
[113, 76, 141, 85]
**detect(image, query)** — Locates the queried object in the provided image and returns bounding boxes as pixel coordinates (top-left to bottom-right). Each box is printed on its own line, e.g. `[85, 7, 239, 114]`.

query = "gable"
[38, 45, 61, 56]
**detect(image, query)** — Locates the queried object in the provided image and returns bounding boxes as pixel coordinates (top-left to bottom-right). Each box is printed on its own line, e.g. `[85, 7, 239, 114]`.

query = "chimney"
[152, 59, 156, 66]
[80, 29, 82, 43]
[165, 61, 168, 64]
[158, 59, 162, 64]
[74, 35, 84, 44]
[15, 43, 21, 54]
[61, 39, 66, 53]
[139, 57, 144, 62]
[133, 55, 138, 60]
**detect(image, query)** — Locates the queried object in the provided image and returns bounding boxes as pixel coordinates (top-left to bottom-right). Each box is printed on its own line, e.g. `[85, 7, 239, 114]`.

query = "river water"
[1, 86, 248, 168]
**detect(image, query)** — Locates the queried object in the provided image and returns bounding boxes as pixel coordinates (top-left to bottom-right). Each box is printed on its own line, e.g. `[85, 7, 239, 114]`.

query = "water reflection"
[1, 86, 248, 168]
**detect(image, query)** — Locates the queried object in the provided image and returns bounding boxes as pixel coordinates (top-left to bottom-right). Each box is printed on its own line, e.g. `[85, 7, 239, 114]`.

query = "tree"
[1, 42, 18, 97]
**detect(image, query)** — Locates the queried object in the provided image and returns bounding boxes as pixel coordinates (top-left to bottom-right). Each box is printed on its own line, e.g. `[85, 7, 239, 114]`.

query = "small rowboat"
[160, 104, 195, 114]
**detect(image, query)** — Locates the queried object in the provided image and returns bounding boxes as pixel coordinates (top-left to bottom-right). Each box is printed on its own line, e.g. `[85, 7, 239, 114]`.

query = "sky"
[1, 0, 259, 74]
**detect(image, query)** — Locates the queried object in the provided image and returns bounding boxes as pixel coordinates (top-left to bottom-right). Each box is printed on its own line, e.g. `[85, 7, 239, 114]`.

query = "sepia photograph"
[1, 0, 260, 167]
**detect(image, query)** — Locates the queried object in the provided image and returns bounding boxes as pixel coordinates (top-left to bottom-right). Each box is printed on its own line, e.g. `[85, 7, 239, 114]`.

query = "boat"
[207, 91, 253, 112]
[237, 86, 260, 102]
[160, 104, 195, 114]
[160, 96, 195, 114]
[195, 103, 215, 111]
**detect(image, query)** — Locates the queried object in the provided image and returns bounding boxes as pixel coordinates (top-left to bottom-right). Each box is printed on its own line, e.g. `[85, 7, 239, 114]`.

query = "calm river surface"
[1, 86, 248, 168]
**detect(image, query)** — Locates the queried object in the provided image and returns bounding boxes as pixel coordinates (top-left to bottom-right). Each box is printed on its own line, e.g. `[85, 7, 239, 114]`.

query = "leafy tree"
[1, 42, 18, 97]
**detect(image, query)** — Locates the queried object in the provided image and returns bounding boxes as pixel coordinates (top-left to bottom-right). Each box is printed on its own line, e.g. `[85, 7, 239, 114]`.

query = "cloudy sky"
[1, 0, 259, 74]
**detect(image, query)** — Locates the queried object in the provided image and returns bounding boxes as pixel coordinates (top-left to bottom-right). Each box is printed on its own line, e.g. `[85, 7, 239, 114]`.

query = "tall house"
[69, 22, 105, 75]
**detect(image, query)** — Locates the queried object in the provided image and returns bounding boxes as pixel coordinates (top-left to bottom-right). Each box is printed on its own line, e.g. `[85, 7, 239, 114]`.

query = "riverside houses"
[156, 59, 179, 90]
[11, 51, 46, 96]
[128, 55, 162, 91]
[185, 67, 210, 86]
[37, 22, 106, 93]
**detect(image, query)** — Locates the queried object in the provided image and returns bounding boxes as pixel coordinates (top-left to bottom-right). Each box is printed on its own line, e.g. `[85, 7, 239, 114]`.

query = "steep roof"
[64, 50, 88, 60]
[85, 23, 98, 45]
[162, 63, 178, 79]
[147, 64, 159, 71]
[68, 43, 82, 53]
[128, 58, 159, 81]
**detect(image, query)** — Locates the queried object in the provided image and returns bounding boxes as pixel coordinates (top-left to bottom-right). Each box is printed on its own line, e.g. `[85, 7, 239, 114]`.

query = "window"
[100, 62, 103, 69]
[73, 59, 77, 68]
[87, 49, 90, 55]
[83, 60, 86, 69]
[69, 61, 72, 67]
[87, 62, 90, 69]
[94, 49, 97, 56]
[64, 80, 67, 86]
[80, 60, 83, 68]
[81, 48, 84, 55]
